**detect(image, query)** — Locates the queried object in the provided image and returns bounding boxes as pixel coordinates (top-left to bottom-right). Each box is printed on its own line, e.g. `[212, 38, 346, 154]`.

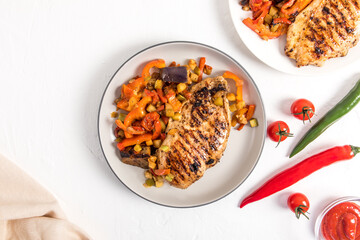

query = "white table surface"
[1, 0, 360, 239]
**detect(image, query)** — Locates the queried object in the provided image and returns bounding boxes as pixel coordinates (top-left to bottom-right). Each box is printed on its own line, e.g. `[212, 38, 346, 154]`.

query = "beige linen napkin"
[0, 154, 90, 240]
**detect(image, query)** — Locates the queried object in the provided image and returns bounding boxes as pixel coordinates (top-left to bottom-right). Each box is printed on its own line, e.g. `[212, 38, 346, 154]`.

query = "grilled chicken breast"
[285, 0, 360, 67]
[157, 77, 231, 189]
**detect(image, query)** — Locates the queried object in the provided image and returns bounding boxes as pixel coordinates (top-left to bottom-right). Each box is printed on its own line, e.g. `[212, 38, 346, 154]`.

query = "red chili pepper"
[240, 145, 360, 208]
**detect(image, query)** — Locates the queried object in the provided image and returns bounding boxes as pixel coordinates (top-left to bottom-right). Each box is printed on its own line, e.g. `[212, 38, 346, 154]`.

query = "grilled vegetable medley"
[112, 58, 257, 188]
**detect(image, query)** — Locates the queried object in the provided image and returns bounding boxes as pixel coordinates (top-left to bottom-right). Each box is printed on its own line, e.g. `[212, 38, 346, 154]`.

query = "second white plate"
[228, 0, 360, 75]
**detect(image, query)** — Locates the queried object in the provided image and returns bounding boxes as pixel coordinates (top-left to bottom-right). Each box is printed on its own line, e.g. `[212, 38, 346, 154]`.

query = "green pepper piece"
[290, 79, 360, 158]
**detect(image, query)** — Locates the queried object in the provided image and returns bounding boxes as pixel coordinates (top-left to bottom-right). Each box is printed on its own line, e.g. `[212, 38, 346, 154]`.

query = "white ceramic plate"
[228, 0, 360, 75]
[98, 41, 266, 208]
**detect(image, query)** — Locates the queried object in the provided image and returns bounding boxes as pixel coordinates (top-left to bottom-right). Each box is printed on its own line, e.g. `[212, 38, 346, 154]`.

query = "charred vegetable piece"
[160, 67, 188, 83]
[120, 146, 151, 169]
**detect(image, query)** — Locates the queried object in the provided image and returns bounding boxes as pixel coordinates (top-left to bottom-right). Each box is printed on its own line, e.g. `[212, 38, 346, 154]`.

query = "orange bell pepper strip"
[115, 119, 133, 138]
[246, 105, 256, 120]
[165, 89, 182, 112]
[153, 168, 171, 176]
[237, 105, 256, 131]
[126, 126, 146, 135]
[152, 120, 162, 140]
[223, 71, 244, 102]
[198, 57, 206, 81]
[156, 89, 168, 103]
[281, 0, 312, 16]
[142, 59, 166, 79]
[124, 96, 152, 127]
[117, 133, 153, 151]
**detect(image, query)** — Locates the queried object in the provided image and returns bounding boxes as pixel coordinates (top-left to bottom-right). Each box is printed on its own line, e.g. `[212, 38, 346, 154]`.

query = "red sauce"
[321, 202, 360, 240]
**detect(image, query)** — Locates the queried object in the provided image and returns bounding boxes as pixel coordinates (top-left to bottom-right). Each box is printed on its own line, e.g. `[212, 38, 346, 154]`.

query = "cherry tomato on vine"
[287, 193, 310, 219]
[291, 99, 315, 123]
[267, 121, 293, 147]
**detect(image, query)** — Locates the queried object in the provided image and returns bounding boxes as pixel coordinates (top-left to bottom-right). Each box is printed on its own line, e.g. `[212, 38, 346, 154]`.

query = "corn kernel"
[229, 104, 237, 112]
[153, 140, 162, 148]
[172, 112, 182, 121]
[226, 93, 236, 102]
[134, 144, 142, 153]
[148, 161, 156, 169]
[144, 170, 153, 179]
[214, 97, 223, 106]
[188, 59, 197, 70]
[168, 129, 178, 135]
[160, 145, 169, 152]
[146, 140, 153, 146]
[111, 112, 118, 118]
[177, 83, 187, 93]
[154, 80, 164, 89]
[146, 104, 157, 113]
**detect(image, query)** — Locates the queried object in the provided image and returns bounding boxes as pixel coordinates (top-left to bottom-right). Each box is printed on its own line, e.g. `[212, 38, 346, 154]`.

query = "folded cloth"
[0, 154, 90, 240]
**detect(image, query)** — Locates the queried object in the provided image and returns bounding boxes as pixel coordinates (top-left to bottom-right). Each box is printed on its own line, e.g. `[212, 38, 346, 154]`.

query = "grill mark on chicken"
[157, 77, 231, 188]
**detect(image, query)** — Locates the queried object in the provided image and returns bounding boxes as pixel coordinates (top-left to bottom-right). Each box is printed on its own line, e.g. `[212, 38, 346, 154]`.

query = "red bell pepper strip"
[161, 115, 169, 125]
[156, 89, 168, 103]
[198, 57, 206, 81]
[222, 71, 244, 102]
[252, 1, 272, 23]
[114, 127, 120, 138]
[117, 133, 153, 151]
[165, 89, 182, 112]
[144, 89, 160, 105]
[281, 0, 312, 16]
[240, 145, 360, 208]
[273, 17, 292, 25]
[152, 120, 162, 140]
[160, 133, 166, 141]
[156, 105, 165, 112]
[153, 168, 171, 176]
[141, 112, 160, 131]
[142, 59, 166, 79]
[249, 0, 265, 12]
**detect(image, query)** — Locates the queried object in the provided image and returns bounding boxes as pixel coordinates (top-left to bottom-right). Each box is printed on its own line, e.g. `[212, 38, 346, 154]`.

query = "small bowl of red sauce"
[315, 197, 360, 240]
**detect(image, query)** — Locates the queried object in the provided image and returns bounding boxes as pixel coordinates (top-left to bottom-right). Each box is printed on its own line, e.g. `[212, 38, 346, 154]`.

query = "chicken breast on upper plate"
[285, 0, 360, 67]
[157, 76, 231, 189]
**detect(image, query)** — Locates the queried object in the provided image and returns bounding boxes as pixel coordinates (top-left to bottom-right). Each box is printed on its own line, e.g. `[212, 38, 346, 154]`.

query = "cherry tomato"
[287, 193, 310, 219]
[267, 121, 293, 147]
[291, 99, 315, 123]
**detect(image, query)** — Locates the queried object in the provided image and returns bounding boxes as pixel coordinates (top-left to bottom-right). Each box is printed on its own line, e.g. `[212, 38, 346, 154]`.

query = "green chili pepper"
[290, 79, 360, 158]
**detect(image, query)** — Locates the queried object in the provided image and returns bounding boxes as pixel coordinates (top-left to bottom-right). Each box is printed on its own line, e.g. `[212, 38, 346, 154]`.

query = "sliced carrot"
[198, 57, 206, 81]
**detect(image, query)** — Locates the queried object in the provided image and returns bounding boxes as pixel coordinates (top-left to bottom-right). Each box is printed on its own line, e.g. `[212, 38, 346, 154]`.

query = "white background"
[1, 0, 360, 239]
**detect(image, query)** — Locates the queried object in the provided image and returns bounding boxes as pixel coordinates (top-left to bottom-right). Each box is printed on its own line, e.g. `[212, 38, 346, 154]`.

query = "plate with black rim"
[98, 41, 266, 208]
